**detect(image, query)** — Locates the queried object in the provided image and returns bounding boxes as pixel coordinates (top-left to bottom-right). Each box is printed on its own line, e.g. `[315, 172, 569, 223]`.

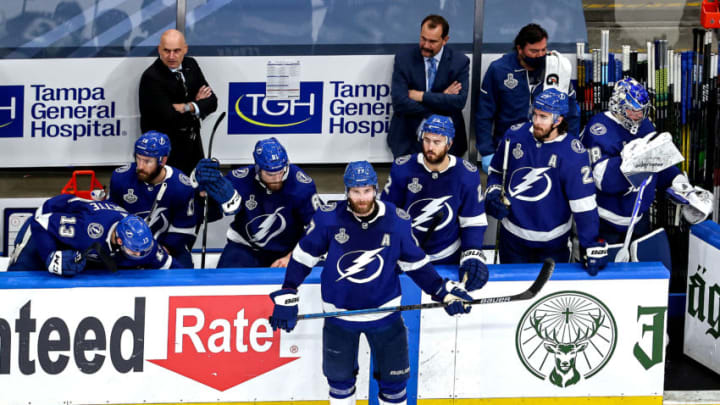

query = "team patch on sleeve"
[462, 160, 478, 172]
[296, 170, 313, 184]
[510, 123, 524, 131]
[178, 173, 192, 186]
[87, 223, 104, 239]
[394, 155, 411, 165]
[320, 202, 337, 212]
[589, 122, 607, 136]
[115, 164, 131, 173]
[232, 168, 249, 178]
[396, 207, 411, 220]
[571, 139, 586, 154]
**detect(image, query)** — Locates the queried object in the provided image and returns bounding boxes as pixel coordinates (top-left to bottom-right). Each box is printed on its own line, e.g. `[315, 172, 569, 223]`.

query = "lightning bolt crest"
[337, 247, 384, 281]
[412, 196, 452, 227]
[510, 167, 551, 198]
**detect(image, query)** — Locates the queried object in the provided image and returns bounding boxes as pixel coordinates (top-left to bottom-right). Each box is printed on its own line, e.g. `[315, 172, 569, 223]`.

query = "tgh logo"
[515, 291, 617, 388]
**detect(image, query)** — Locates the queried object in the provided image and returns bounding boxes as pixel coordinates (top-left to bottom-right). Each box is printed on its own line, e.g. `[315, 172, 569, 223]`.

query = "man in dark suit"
[139, 29, 217, 175]
[388, 14, 469, 158]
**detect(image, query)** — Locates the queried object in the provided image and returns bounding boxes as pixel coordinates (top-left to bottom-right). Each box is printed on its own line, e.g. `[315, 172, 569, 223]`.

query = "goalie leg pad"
[630, 228, 672, 271]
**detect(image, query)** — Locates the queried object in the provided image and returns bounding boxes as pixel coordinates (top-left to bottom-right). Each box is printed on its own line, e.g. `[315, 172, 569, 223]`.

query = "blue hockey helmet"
[135, 131, 171, 164]
[609, 77, 650, 134]
[533, 88, 569, 118]
[116, 215, 154, 260]
[253, 137, 289, 172]
[420, 114, 455, 144]
[343, 161, 378, 189]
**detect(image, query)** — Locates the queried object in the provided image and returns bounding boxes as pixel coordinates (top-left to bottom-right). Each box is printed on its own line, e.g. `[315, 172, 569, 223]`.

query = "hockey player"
[580, 77, 713, 244]
[109, 131, 198, 268]
[8, 194, 177, 275]
[485, 88, 608, 275]
[381, 114, 488, 291]
[269, 161, 473, 405]
[193, 137, 322, 268]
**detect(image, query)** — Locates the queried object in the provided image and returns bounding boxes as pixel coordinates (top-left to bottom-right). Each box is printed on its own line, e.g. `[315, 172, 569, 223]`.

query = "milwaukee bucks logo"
[516, 291, 617, 388]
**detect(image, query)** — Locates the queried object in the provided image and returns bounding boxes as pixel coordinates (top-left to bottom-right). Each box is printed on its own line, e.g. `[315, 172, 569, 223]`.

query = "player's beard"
[532, 124, 554, 142]
[348, 197, 375, 216]
[423, 147, 448, 165]
[263, 180, 283, 192]
[137, 165, 163, 183]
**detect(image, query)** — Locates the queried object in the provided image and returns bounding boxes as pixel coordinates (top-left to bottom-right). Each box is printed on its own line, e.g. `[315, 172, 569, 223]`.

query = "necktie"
[174, 70, 188, 98]
[427, 57, 437, 90]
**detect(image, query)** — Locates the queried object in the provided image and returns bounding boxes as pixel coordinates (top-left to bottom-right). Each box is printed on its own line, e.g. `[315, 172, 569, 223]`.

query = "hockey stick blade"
[297, 258, 555, 320]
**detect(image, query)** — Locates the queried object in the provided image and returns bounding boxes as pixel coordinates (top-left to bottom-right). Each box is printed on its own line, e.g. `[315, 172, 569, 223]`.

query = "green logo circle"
[515, 291, 617, 387]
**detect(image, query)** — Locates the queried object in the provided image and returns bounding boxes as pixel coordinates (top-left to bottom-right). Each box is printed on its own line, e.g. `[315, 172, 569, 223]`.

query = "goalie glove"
[682, 186, 714, 224]
[432, 279, 473, 316]
[620, 132, 684, 188]
[269, 288, 299, 332]
[459, 250, 489, 291]
[665, 173, 693, 205]
[46, 250, 86, 277]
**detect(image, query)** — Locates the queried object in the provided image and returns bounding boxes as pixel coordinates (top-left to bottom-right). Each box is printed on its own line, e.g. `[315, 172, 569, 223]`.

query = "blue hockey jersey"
[381, 154, 487, 262]
[580, 112, 681, 232]
[487, 122, 600, 249]
[29, 194, 175, 270]
[109, 164, 198, 254]
[282, 200, 444, 328]
[221, 164, 321, 254]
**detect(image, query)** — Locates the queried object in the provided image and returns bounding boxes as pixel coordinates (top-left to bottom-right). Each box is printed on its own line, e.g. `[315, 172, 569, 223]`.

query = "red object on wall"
[701, 0, 720, 28]
[61, 170, 106, 200]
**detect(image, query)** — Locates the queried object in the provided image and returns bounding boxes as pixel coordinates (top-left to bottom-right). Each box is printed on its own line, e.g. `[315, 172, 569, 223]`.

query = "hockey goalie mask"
[609, 77, 650, 135]
[115, 215, 154, 260]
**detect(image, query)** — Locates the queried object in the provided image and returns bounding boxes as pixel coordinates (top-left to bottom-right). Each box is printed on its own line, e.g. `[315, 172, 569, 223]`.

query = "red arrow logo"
[148, 295, 299, 391]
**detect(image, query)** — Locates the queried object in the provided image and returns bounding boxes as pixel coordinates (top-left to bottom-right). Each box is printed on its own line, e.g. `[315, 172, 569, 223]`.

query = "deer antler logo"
[516, 291, 617, 387]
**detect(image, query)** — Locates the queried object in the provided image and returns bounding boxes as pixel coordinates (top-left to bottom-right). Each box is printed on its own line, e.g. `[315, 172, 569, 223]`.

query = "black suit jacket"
[139, 56, 218, 174]
[388, 45, 469, 158]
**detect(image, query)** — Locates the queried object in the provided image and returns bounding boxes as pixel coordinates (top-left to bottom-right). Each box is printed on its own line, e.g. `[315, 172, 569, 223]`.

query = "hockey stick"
[200, 111, 227, 269]
[494, 138, 511, 264]
[420, 209, 445, 248]
[297, 258, 555, 320]
[615, 176, 651, 263]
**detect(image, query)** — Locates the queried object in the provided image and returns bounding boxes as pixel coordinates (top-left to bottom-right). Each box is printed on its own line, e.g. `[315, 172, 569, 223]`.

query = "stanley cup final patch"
[504, 73, 518, 89]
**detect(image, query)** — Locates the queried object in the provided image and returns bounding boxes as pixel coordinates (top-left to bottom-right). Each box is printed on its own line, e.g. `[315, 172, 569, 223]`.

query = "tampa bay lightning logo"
[87, 222, 104, 239]
[508, 167, 553, 202]
[245, 207, 286, 247]
[407, 196, 454, 232]
[336, 247, 385, 284]
[589, 123, 607, 136]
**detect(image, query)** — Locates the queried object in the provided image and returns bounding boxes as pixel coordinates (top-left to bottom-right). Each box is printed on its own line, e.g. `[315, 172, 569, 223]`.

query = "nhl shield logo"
[504, 73, 518, 90]
[407, 178, 423, 194]
[123, 189, 138, 204]
[334, 228, 350, 244]
[516, 291, 617, 388]
[245, 194, 258, 210]
[512, 143, 524, 159]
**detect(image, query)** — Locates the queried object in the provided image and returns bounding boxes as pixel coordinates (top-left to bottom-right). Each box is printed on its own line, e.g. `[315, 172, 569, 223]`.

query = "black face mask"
[523, 54, 546, 70]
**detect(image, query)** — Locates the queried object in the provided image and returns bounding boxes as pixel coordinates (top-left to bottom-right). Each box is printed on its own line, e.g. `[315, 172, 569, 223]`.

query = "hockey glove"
[269, 288, 299, 332]
[485, 186, 510, 220]
[433, 279, 473, 316]
[191, 158, 222, 187]
[205, 177, 242, 215]
[459, 250, 489, 291]
[682, 187, 714, 224]
[46, 250, 86, 277]
[581, 240, 608, 276]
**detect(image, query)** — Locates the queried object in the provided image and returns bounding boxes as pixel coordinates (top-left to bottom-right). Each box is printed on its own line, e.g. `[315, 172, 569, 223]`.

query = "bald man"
[139, 29, 218, 176]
